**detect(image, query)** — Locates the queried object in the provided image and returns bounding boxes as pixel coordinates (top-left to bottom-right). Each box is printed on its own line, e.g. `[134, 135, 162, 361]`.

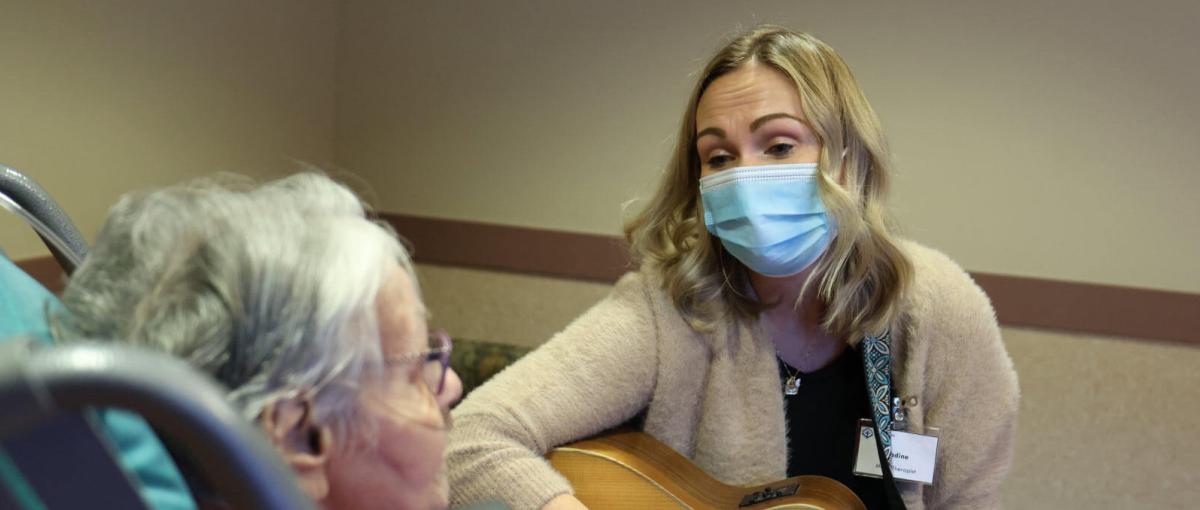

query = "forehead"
[375, 265, 425, 355]
[695, 64, 806, 128]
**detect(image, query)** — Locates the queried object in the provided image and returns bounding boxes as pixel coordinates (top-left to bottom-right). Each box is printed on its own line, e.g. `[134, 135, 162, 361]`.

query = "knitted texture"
[447, 241, 1019, 510]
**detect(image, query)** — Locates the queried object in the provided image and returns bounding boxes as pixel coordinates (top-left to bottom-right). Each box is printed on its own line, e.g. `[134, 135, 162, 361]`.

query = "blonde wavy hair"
[625, 26, 912, 339]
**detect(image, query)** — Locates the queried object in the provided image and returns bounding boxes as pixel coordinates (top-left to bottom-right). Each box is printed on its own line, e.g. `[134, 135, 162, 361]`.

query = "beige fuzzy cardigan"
[447, 241, 1019, 510]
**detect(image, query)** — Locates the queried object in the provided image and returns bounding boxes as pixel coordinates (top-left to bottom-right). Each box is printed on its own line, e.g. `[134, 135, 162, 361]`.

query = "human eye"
[705, 152, 735, 169]
[765, 142, 795, 158]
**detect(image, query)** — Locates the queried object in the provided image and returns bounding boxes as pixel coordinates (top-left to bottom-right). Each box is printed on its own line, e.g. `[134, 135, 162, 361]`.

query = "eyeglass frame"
[385, 329, 453, 395]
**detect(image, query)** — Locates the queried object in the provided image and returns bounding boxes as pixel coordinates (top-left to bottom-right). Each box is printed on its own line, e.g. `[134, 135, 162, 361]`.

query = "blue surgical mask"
[699, 163, 837, 277]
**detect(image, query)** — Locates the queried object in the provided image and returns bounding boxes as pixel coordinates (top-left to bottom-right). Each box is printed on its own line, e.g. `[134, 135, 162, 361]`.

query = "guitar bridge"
[738, 482, 799, 507]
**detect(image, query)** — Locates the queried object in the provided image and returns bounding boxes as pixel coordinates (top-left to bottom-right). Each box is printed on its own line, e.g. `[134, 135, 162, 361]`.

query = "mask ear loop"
[714, 236, 752, 302]
[702, 196, 738, 298]
[696, 185, 754, 305]
[698, 187, 751, 306]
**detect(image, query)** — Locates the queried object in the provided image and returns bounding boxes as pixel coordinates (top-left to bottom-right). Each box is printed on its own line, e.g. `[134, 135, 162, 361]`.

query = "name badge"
[888, 430, 938, 485]
[853, 419, 939, 485]
[853, 419, 883, 478]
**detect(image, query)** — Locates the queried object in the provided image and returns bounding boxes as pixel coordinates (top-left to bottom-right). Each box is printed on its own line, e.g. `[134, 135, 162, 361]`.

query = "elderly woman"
[447, 26, 1018, 510]
[52, 173, 463, 510]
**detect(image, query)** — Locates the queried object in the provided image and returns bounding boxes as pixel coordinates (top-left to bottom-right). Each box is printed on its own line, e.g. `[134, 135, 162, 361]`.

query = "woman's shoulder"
[610, 266, 724, 340]
[611, 265, 673, 307]
[899, 240, 979, 288]
[896, 239, 999, 340]
[575, 268, 673, 332]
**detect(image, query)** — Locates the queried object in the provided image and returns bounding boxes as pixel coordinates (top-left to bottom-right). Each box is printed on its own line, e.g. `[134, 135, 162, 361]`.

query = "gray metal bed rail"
[0, 340, 317, 510]
[0, 165, 89, 273]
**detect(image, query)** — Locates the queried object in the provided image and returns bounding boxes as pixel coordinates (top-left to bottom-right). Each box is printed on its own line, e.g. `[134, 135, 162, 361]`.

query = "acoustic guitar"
[547, 430, 865, 509]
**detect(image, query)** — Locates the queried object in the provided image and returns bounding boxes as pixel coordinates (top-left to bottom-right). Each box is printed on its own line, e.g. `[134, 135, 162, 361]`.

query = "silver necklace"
[778, 355, 802, 395]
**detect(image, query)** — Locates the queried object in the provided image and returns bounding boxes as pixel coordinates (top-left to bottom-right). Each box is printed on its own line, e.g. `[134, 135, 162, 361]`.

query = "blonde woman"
[447, 26, 1018, 510]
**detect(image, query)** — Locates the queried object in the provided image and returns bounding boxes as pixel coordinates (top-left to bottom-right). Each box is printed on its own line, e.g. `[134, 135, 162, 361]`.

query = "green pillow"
[450, 338, 533, 396]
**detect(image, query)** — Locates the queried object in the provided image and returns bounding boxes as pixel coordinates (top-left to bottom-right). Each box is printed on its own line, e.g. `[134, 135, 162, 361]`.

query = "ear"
[259, 395, 334, 502]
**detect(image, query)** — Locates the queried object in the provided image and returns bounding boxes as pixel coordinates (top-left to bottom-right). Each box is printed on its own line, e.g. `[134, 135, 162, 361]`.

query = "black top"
[780, 346, 888, 509]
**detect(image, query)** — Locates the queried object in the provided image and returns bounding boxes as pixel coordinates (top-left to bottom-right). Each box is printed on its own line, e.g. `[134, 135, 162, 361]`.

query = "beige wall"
[416, 263, 612, 348]
[0, 0, 338, 260]
[4, 2, 1197, 508]
[416, 264, 1200, 509]
[1004, 328, 1200, 509]
[337, 0, 1200, 294]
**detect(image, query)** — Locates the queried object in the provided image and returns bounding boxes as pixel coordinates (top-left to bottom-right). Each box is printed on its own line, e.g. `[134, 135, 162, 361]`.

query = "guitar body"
[547, 430, 865, 510]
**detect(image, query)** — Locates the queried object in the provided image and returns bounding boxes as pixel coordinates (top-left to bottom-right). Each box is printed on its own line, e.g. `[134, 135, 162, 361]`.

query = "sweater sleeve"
[909, 249, 1020, 510]
[446, 272, 659, 510]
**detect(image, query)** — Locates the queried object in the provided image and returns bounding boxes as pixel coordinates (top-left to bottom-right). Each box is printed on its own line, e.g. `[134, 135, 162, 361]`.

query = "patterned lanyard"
[861, 330, 895, 460]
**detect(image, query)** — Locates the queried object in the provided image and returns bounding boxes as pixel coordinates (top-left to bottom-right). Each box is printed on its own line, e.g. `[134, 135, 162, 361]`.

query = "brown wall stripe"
[379, 214, 1199, 346]
[13, 213, 1197, 346]
[383, 214, 632, 283]
[969, 273, 1197, 345]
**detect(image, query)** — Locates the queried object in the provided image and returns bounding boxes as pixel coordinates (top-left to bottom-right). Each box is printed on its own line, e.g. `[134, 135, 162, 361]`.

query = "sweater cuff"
[450, 454, 573, 510]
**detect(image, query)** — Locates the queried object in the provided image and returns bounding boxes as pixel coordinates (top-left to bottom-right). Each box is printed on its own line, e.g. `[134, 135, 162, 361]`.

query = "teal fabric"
[0, 449, 47, 510]
[96, 410, 197, 510]
[861, 330, 895, 457]
[0, 254, 56, 345]
[0, 254, 197, 510]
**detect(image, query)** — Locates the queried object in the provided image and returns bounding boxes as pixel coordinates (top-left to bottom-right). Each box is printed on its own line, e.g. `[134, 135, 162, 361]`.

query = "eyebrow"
[696, 126, 726, 140]
[750, 113, 806, 132]
[696, 113, 807, 140]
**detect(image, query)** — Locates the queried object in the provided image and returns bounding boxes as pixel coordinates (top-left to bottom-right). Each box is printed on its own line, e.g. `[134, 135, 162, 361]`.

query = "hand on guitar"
[542, 494, 589, 510]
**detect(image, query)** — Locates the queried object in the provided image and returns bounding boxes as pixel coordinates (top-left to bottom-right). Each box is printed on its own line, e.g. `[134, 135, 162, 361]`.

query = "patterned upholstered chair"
[449, 339, 533, 397]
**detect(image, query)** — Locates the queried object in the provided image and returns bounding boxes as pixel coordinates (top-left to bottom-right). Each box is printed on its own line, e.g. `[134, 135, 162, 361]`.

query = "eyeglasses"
[386, 329, 453, 395]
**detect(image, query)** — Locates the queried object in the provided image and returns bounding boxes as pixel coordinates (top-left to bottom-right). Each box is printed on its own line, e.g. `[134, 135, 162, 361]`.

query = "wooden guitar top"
[547, 430, 866, 510]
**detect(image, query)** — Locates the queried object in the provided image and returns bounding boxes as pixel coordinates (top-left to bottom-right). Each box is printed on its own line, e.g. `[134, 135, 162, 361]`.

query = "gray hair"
[53, 172, 414, 445]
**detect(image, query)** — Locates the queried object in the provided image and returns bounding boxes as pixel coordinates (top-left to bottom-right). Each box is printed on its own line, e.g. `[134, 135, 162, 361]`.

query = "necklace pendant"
[784, 375, 800, 395]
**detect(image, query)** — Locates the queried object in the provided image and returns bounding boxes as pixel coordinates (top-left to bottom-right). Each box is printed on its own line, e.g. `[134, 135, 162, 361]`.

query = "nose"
[739, 154, 772, 167]
[436, 367, 463, 412]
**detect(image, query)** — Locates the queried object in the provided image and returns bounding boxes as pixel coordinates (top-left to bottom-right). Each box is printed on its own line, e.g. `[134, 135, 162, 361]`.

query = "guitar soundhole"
[738, 482, 799, 507]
